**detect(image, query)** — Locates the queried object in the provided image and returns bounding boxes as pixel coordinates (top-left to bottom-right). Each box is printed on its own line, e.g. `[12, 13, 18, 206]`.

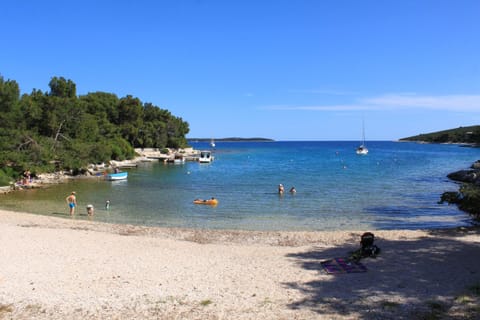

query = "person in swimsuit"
[66, 191, 77, 215]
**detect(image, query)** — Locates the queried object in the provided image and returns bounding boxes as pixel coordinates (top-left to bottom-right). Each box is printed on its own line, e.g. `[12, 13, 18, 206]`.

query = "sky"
[2, 0, 480, 141]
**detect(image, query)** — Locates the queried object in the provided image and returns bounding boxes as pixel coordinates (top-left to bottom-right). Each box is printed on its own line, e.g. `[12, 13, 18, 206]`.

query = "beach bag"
[360, 232, 380, 258]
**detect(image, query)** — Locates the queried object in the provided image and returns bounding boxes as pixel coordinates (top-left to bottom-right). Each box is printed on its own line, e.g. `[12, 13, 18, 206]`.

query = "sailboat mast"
[362, 118, 365, 145]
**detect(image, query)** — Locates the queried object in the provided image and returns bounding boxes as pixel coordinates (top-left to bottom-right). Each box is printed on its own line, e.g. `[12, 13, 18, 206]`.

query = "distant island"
[400, 125, 480, 145]
[188, 137, 274, 142]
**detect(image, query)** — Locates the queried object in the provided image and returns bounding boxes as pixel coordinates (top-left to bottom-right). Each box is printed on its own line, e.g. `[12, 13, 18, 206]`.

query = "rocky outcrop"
[447, 169, 480, 185]
[441, 160, 480, 218]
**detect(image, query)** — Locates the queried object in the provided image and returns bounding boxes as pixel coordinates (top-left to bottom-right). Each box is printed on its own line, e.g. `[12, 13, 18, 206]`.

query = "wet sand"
[1, 209, 479, 319]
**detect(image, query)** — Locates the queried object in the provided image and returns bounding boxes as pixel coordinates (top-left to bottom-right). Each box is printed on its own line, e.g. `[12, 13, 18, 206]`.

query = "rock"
[472, 160, 480, 169]
[444, 162, 480, 218]
[447, 169, 480, 183]
[439, 191, 462, 204]
[0, 186, 13, 194]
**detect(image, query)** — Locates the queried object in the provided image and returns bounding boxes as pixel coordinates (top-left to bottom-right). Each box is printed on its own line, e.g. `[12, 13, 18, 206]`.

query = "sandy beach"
[1, 210, 479, 319]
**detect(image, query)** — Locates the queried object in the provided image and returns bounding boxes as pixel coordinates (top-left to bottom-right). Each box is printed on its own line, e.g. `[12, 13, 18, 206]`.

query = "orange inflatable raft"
[193, 198, 218, 205]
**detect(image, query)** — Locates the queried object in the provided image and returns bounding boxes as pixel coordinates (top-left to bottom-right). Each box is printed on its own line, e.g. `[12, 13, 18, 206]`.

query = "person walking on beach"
[66, 192, 77, 215]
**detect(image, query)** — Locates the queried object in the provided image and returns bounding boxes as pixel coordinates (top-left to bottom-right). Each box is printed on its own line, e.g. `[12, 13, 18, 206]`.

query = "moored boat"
[165, 154, 186, 164]
[105, 171, 128, 181]
[356, 145, 369, 155]
[198, 150, 213, 163]
[356, 119, 369, 155]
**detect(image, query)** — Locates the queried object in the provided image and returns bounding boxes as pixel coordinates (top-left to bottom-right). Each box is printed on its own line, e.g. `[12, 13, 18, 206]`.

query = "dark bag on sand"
[360, 232, 380, 258]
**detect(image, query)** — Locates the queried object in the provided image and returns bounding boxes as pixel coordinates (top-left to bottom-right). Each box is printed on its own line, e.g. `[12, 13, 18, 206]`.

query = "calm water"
[1, 141, 479, 231]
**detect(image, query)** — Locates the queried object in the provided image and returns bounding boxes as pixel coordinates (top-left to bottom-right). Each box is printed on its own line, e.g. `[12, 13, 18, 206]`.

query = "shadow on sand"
[284, 228, 480, 319]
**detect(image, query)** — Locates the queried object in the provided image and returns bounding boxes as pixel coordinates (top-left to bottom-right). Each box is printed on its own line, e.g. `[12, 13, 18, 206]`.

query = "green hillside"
[0, 75, 189, 184]
[188, 137, 273, 142]
[400, 126, 480, 144]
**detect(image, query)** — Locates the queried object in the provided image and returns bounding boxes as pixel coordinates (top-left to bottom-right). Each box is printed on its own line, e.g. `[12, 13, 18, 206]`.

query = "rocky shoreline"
[0, 147, 201, 194]
[440, 160, 480, 219]
[0, 172, 71, 194]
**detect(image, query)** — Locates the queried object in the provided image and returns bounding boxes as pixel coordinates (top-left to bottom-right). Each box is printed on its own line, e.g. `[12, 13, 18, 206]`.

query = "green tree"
[48, 76, 76, 98]
[0, 74, 191, 183]
[117, 95, 143, 146]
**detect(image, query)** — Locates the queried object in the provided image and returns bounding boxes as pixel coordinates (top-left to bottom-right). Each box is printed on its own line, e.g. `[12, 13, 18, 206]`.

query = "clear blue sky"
[2, 1, 480, 140]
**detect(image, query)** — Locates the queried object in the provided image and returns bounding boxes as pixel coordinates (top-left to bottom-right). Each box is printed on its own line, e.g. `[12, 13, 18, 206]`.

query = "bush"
[0, 169, 13, 186]
[458, 184, 480, 216]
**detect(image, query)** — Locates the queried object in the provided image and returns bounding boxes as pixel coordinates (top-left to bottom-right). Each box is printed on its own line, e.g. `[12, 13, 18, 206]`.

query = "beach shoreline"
[1, 209, 479, 319]
[1, 147, 200, 194]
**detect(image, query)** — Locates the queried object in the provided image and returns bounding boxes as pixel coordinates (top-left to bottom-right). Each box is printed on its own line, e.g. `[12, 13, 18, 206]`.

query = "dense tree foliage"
[0, 75, 189, 184]
[400, 126, 480, 144]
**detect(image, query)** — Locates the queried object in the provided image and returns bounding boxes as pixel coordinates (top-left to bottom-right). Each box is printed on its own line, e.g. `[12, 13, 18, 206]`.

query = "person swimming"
[86, 204, 94, 215]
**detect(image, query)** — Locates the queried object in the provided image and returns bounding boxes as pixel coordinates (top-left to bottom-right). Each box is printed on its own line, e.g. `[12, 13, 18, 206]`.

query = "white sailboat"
[210, 138, 216, 148]
[356, 119, 369, 155]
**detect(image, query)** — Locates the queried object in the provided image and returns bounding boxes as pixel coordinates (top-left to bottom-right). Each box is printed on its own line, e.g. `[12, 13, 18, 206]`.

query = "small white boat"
[173, 157, 185, 164]
[199, 150, 213, 163]
[356, 145, 369, 155]
[105, 171, 128, 181]
[356, 119, 369, 155]
[165, 154, 185, 164]
[210, 139, 216, 148]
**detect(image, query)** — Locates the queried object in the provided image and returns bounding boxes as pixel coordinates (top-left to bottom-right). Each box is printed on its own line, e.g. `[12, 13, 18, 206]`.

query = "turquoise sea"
[1, 141, 479, 231]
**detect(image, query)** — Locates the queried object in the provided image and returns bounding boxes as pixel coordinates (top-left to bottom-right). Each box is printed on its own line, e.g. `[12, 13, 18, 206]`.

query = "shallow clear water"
[1, 141, 478, 231]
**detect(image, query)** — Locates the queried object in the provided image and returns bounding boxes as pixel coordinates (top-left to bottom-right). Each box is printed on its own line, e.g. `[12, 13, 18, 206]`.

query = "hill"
[188, 137, 274, 142]
[400, 125, 480, 144]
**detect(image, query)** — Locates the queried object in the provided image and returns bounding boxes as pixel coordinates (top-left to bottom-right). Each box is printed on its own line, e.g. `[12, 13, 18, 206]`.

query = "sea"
[1, 141, 479, 231]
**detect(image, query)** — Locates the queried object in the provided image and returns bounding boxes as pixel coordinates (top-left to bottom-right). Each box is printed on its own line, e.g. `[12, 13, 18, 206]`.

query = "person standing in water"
[66, 192, 77, 215]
